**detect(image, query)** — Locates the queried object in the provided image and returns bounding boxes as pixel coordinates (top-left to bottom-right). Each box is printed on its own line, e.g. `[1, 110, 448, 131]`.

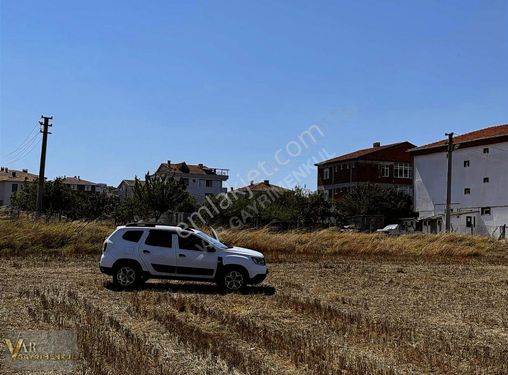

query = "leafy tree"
[134, 173, 196, 221]
[336, 184, 413, 223]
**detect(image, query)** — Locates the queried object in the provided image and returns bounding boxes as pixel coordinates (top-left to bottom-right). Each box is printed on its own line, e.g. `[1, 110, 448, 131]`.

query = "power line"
[2, 138, 41, 165]
[0, 124, 39, 158]
[0, 133, 41, 165]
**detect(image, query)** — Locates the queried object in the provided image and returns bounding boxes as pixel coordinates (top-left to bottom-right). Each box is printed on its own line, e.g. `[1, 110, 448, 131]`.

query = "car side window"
[122, 230, 144, 243]
[178, 234, 209, 251]
[145, 230, 173, 248]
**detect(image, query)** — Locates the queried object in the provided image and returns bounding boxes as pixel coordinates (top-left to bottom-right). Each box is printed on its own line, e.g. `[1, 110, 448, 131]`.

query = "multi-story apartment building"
[0, 167, 37, 206]
[155, 161, 228, 202]
[408, 124, 508, 237]
[315, 141, 416, 201]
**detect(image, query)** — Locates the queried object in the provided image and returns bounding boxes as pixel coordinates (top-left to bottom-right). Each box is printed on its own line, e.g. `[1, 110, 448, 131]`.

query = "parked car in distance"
[99, 223, 268, 292]
[376, 224, 403, 235]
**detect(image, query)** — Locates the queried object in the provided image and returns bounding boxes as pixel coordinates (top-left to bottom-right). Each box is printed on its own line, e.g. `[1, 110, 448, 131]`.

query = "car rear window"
[145, 230, 173, 248]
[122, 230, 144, 243]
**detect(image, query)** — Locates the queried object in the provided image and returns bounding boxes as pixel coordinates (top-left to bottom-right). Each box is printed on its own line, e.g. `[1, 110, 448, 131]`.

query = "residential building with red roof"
[315, 141, 416, 201]
[0, 167, 37, 206]
[155, 160, 228, 202]
[61, 176, 104, 193]
[236, 180, 290, 194]
[408, 123, 508, 236]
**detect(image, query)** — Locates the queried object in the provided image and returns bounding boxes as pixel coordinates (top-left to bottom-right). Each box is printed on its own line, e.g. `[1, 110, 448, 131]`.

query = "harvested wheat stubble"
[1, 247, 508, 374]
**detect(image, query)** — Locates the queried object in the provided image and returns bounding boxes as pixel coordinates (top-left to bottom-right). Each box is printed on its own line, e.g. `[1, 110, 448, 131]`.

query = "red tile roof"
[0, 169, 37, 183]
[62, 176, 97, 186]
[156, 162, 227, 176]
[237, 181, 289, 193]
[317, 142, 413, 165]
[409, 124, 508, 153]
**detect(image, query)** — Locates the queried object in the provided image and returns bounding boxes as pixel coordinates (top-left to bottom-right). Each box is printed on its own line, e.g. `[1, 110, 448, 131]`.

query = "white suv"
[99, 224, 268, 292]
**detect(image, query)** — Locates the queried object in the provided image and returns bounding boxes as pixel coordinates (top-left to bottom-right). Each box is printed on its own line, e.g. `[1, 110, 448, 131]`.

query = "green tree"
[336, 184, 413, 223]
[134, 173, 196, 221]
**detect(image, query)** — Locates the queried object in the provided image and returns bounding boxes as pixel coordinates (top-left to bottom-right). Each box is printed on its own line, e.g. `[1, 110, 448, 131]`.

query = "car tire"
[219, 267, 247, 292]
[113, 262, 141, 288]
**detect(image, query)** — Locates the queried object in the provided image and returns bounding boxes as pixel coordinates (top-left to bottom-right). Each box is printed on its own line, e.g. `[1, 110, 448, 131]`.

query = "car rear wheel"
[113, 264, 140, 288]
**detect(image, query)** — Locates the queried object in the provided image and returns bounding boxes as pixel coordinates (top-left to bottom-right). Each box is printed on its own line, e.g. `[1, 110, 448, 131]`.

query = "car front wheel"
[220, 268, 247, 292]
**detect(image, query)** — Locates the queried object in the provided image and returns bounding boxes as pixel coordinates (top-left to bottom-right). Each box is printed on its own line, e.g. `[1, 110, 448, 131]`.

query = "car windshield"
[195, 231, 229, 250]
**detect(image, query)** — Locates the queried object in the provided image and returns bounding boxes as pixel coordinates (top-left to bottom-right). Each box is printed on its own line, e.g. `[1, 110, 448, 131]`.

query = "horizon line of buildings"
[1, 122, 507, 237]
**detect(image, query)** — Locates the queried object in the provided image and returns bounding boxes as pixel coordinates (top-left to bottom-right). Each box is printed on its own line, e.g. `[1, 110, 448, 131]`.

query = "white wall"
[0, 181, 22, 206]
[414, 141, 508, 236]
[176, 175, 227, 203]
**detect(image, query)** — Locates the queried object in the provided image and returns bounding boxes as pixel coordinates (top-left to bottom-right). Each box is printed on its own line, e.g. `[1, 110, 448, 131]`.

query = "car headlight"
[251, 256, 265, 266]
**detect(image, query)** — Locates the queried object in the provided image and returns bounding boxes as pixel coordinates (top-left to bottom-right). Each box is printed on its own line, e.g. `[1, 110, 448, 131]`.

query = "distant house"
[0, 167, 37, 206]
[117, 179, 144, 200]
[408, 123, 508, 237]
[62, 176, 103, 193]
[315, 142, 416, 201]
[155, 161, 228, 202]
[236, 180, 290, 194]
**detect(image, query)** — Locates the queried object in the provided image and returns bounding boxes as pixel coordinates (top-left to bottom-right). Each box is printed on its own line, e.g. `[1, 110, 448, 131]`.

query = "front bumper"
[249, 269, 268, 284]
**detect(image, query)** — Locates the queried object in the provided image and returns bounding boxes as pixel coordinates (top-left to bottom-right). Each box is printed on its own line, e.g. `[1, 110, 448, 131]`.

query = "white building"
[0, 167, 38, 206]
[409, 124, 508, 238]
[155, 161, 228, 203]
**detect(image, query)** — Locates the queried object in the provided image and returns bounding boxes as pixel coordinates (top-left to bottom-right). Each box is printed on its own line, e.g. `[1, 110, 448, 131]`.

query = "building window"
[394, 163, 413, 179]
[380, 165, 390, 177]
[77, 185, 85, 191]
[334, 165, 338, 172]
[11, 183, 18, 193]
[205, 180, 213, 187]
[323, 189, 329, 200]
[483, 147, 489, 154]
[323, 168, 330, 180]
[340, 164, 343, 170]
[351, 162, 355, 169]
[481, 207, 491, 215]
[464, 188, 471, 195]
[483, 177, 489, 183]
[182, 178, 189, 186]
[464, 160, 470, 167]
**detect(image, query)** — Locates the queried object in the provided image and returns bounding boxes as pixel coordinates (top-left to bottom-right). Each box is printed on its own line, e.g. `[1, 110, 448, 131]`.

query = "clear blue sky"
[1, 0, 507, 189]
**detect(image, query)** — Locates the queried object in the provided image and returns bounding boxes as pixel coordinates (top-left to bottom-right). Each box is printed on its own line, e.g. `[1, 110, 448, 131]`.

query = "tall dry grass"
[220, 228, 507, 259]
[0, 218, 112, 254]
[1, 218, 505, 258]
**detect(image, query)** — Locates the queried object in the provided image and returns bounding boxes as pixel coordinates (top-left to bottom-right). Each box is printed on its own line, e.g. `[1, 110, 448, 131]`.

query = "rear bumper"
[249, 269, 268, 284]
[100, 266, 113, 275]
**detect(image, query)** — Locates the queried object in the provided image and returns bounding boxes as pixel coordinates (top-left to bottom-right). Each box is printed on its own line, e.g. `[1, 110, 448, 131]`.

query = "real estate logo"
[2, 330, 79, 372]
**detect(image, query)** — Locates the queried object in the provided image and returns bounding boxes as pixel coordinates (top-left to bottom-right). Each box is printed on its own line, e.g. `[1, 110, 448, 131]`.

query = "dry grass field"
[1, 219, 508, 374]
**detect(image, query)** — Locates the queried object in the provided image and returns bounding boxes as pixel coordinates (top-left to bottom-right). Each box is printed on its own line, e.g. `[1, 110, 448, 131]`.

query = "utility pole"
[36, 115, 53, 213]
[445, 132, 454, 232]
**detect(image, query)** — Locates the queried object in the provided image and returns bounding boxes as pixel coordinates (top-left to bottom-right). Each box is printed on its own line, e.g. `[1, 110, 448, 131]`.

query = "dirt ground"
[1, 254, 507, 374]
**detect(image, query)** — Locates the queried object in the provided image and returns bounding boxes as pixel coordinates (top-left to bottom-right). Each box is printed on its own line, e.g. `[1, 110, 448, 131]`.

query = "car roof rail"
[125, 222, 157, 227]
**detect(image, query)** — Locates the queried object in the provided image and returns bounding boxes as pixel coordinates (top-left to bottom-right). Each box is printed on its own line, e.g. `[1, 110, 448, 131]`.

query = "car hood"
[223, 246, 264, 258]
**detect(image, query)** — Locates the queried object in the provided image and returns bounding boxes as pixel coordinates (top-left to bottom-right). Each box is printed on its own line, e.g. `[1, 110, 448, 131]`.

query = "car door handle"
[143, 250, 150, 254]
[178, 254, 186, 257]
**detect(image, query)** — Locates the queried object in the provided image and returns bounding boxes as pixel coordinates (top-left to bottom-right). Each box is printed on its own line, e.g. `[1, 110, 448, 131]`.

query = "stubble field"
[1, 250, 508, 374]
